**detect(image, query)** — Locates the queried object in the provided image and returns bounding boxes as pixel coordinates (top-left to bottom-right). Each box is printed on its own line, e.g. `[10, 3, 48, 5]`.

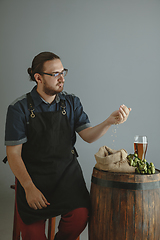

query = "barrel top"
[92, 167, 160, 183]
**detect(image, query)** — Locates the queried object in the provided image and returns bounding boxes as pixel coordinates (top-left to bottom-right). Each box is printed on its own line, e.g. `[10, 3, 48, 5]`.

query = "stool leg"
[12, 201, 21, 240]
[48, 217, 56, 240]
[11, 184, 20, 240]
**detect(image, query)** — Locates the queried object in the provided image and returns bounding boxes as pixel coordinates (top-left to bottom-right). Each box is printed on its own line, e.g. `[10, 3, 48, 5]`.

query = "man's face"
[41, 59, 65, 96]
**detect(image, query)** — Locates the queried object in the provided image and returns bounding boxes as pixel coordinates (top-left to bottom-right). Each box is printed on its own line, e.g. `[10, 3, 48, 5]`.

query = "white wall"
[1, 0, 160, 239]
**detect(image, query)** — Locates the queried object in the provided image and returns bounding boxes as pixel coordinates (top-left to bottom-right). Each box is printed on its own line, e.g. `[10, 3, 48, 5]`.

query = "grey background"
[0, 0, 160, 239]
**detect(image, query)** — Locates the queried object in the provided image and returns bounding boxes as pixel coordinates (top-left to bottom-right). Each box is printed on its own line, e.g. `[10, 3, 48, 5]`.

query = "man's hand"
[107, 104, 131, 125]
[78, 104, 131, 143]
[25, 183, 50, 210]
[6, 145, 50, 210]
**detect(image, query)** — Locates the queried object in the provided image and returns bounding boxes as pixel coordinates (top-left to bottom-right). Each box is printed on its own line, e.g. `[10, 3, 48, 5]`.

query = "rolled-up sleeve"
[73, 96, 91, 133]
[5, 104, 27, 146]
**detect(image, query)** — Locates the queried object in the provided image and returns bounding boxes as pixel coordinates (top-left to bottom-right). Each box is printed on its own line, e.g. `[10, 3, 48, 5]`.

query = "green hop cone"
[130, 159, 133, 166]
[133, 162, 137, 167]
[139, 164, 145, 171]
[151, 166, 155, 174]
[134, 158, 138, 163]
[143, 164, 147, 170]
[146, 162, 149, 168]
[144, 169, 148, 174]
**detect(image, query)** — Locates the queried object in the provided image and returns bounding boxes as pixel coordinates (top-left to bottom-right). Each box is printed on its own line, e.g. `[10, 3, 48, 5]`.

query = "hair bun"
[27, 67, 33, 76]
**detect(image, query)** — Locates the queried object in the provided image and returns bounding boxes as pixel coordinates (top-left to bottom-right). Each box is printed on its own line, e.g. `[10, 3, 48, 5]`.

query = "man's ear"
[34, 73, 42, 84]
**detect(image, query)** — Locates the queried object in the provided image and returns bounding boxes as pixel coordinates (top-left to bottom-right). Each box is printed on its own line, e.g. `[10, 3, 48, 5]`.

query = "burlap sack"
[95, 146, 135, 173]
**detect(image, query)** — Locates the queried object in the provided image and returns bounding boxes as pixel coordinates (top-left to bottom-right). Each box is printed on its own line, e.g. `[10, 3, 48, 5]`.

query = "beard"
[43, 81, 64, 96]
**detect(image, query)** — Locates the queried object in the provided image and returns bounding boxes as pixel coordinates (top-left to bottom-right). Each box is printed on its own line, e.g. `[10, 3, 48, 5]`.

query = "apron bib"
[17, 93, 90, 224]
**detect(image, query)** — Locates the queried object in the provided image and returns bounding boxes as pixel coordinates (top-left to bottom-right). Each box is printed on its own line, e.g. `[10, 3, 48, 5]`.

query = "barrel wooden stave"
[89, 168, 160, 240]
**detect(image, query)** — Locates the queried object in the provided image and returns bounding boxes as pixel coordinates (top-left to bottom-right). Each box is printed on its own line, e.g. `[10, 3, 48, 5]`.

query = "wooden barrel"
[88, 167, 160, 240]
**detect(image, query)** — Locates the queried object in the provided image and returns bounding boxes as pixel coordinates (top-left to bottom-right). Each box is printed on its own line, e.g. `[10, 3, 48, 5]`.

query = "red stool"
[10, 185, 80, 240]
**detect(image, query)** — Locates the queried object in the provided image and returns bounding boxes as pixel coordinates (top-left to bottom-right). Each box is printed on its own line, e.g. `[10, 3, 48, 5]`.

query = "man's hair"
[27, 52, 60, 82]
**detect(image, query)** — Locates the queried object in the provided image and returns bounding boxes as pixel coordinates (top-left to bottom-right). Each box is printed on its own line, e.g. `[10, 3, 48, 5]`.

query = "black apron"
[17, 93, 90, 224]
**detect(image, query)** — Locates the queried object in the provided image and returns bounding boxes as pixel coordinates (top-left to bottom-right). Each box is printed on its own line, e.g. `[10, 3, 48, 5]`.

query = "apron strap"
[72, 147, 79, 157]
[60, 99, 67, 115]
[27, 93, 67, 116]
[26, 92, 34, 110]
[27, 93, 35, 118]
[2, 156, 8, 164]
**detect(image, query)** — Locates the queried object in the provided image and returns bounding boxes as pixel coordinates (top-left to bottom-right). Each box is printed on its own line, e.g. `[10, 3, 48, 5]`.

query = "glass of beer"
[134, 135, 148, 160]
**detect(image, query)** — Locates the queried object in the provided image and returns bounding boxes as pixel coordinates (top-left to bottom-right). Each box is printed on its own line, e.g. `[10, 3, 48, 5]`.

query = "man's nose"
[58, 75, 65, 82]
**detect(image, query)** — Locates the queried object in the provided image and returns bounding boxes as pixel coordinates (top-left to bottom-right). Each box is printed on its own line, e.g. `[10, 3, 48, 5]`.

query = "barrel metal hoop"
[91, 176, 160, 190]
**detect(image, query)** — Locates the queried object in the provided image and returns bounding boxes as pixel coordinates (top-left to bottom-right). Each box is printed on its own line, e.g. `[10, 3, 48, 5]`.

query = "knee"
[60, 207, 89, 232]
[56, 208, 89, 239]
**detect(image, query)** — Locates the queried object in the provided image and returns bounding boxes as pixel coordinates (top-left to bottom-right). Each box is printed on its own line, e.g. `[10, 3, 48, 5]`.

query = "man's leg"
[15, 202, 47, 240]
[54, 208, 89, 240]
[15, 178, 47, 240]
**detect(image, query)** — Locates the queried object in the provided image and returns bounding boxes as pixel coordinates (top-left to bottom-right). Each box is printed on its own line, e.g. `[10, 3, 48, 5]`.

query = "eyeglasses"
[41, 68, 68, 79]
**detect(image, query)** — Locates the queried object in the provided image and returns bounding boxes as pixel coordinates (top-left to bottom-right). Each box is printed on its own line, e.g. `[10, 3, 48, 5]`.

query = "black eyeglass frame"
[40, 68, 68, 78]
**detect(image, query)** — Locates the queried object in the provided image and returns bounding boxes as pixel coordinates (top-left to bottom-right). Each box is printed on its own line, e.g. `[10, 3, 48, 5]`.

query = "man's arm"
[78, 104, 131, 143]
[6, 145, 50, 210]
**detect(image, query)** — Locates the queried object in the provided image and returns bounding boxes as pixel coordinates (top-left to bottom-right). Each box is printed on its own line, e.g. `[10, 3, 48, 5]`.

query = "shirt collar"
[30, 86, 65, 107]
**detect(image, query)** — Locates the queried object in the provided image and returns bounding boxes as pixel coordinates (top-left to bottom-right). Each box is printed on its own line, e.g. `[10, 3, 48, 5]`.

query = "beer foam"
[134, 136, 147, 144]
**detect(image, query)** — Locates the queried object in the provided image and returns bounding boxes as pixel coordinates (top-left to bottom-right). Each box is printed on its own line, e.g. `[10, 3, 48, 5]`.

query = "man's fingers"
[28, 195, 50, 210]
[120, 104, 132, 114]
[37, 195, 50, 209]
[30, 203, 38, 210]
[119, 104, 131, 122]
[42, 195, 50, 206]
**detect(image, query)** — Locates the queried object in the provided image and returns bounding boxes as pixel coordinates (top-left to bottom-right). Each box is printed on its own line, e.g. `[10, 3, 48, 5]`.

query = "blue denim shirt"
[5, 86, 91, 147]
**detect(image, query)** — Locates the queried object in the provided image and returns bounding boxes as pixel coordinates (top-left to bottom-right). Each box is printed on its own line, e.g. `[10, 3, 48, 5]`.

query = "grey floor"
[0, 190, 88, 240]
